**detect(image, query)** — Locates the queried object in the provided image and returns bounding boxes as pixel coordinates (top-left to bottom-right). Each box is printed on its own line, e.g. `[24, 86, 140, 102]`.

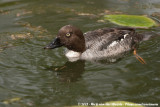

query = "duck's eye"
[66, 33, 71, 37]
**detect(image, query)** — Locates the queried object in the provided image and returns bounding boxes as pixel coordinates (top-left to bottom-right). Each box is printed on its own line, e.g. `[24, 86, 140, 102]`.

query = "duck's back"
[81, 27, 143, 61]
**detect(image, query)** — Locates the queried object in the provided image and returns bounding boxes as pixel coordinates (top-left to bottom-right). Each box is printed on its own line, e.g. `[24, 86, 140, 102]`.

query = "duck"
[44, 25, 146, 64]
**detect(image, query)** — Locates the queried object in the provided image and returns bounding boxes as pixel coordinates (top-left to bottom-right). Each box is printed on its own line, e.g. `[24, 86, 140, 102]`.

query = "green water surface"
[0, 0, 160, 107]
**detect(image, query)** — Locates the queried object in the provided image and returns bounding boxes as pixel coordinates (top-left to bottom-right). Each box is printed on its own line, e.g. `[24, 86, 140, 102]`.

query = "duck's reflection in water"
[52, 60, 85, 82]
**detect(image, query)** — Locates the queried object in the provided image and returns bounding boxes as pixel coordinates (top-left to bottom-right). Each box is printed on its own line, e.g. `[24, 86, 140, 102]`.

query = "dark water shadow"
[46, 60, 85, 82]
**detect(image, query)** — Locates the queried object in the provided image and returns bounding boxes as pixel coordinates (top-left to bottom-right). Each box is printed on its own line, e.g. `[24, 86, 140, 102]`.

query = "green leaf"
[2, 97, 21, 104]
[104, 15, 157, 28]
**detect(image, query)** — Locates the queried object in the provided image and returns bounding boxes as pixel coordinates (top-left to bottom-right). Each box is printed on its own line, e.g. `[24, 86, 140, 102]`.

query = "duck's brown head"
[44, 25, 86, 53]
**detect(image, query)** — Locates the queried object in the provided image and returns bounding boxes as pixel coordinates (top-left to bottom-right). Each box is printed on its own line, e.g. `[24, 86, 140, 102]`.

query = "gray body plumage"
[80, 27, 143, 62]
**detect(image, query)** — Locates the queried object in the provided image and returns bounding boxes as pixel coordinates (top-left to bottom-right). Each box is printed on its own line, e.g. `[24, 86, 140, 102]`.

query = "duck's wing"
[82, 27, 145, 63]
[84, 27, 143, 50]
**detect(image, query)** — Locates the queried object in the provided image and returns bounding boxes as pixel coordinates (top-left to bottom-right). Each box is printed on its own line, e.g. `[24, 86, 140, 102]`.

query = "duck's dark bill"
[44, 37, 63, 49]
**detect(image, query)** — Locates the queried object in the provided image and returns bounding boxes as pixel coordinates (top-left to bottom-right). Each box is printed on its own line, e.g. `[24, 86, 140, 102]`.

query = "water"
[0, 0, 160, 107]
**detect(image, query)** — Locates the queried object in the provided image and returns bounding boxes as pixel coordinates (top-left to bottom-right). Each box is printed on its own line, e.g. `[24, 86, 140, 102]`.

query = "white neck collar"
[65, 50, 81, 62]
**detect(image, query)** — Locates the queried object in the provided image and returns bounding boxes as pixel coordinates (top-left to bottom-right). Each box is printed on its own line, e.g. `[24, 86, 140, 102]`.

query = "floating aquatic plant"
[2, 97, 21, 104]
[104, 15, 157, 28]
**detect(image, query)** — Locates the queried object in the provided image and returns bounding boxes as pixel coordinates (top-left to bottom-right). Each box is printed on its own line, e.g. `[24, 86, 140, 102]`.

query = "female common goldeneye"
[44, 25, 146, 64]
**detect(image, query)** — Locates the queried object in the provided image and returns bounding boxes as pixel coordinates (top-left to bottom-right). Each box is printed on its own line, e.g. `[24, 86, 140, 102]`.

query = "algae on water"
[104, 15, 157, 28]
